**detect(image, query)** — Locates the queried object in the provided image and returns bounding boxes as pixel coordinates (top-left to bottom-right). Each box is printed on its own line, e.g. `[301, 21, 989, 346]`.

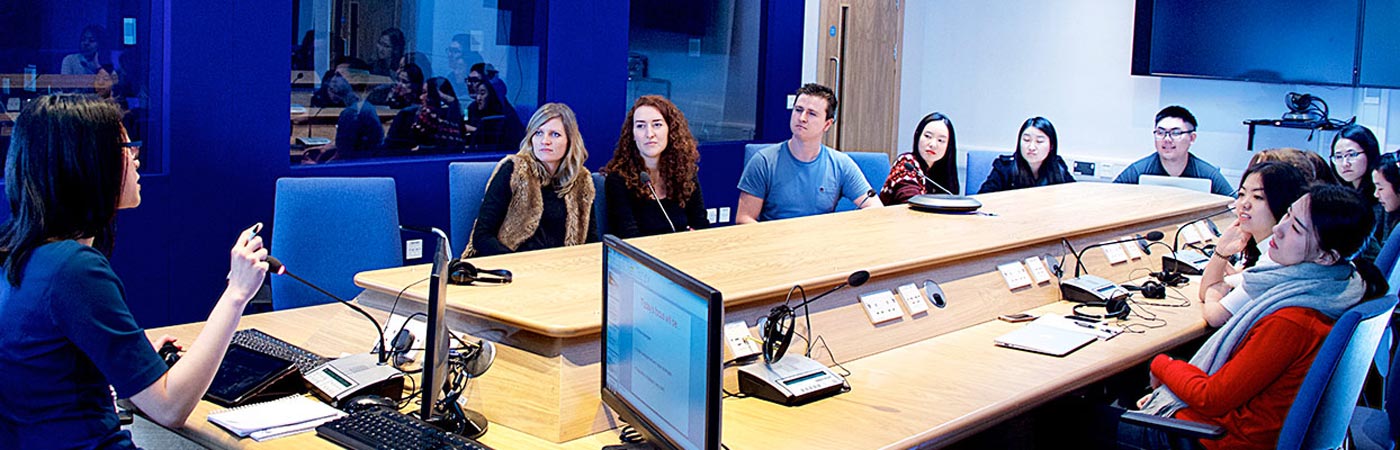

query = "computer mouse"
[342, 395, 396, 412]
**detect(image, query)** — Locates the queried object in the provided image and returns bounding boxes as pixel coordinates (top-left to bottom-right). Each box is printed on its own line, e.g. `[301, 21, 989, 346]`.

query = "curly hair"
[602, 95, 700, 206]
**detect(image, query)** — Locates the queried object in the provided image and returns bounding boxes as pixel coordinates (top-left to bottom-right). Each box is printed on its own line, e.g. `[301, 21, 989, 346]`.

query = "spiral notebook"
[207, 394, 344, 441]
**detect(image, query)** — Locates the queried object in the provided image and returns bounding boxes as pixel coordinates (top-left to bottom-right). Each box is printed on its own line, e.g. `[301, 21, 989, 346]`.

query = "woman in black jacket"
[601, 95, 709, 238]
[979, 116, 1074, 193]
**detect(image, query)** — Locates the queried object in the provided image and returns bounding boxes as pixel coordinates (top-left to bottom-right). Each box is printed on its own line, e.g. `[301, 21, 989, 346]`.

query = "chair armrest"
[1120, 411, 1226, 440]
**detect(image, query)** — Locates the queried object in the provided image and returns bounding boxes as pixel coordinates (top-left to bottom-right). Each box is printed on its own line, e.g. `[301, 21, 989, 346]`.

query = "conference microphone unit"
[266, 256, 389, 365]
[639, 172, 676, 233]
[902, 162, 983, 213]
[1163, 207, 1234, 276]
[761, 270, 870, 364]
[1058, 232, 1163, 304]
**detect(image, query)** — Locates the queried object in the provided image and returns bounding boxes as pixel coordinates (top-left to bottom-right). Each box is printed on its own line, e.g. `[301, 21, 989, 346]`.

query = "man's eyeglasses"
[1331, 152, 1363, 164]
[1153, 129, 1194, 140]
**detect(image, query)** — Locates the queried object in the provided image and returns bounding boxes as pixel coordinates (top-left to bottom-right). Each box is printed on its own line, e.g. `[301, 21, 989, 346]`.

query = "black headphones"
[1124, 280, 1167, 299]
[1150, 270, 1189, 288]
[1073, 296, 1131, 321]
[447, 260, 513, 285]
[760, 305, 795, 363]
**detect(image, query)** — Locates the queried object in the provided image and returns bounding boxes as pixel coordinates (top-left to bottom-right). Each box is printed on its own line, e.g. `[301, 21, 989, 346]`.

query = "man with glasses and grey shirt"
[1114, 105, 1235, 196]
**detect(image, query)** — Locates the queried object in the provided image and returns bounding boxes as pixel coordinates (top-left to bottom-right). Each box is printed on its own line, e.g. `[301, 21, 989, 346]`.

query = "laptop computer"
[994, 317, 1097, 357]
[1138, 175, 1212, 194]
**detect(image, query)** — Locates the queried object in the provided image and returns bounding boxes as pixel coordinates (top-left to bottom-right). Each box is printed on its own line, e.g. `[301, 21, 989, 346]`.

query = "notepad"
[207, 394, 344, 440]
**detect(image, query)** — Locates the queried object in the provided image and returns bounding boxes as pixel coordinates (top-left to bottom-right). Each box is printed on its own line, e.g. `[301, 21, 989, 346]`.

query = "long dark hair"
[602, 95, 700, 207]
[1331, 124, 1381, 200]
[911, 112, 959, 195]
[1238, 162, 1307, 268]
[0, 95, 126, 286]
[424, 77, 464, 123]
[1012, 117, 1068, 187]
[1375, 152, 1400, 232]
[1307, 184, 1388, 298]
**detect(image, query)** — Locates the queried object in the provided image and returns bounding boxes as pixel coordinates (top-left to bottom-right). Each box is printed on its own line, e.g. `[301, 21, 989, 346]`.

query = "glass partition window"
[0, 1, 164, 173]
[628, 0, 760, 143]
[291, 0, 542, 165]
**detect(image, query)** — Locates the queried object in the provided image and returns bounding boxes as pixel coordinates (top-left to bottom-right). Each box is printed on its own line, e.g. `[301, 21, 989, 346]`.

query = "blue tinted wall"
[65, 0, 801, 327]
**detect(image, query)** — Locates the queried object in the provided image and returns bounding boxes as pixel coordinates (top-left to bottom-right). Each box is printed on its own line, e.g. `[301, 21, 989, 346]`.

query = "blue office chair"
[743, 143, 773, 167]
[1350, 269, 1400, 450]
[592, 172, 606, 240]
[1378, 230, 1400, 281]
[1122, 295, 1399, 449]
[449, 161, 499, 258]
[836, 151, 892, 211]
[271, 177, 403, 310]
[964, 150, 1006, 195]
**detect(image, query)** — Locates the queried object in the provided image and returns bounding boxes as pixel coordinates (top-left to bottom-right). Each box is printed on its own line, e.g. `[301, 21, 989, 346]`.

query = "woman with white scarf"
[1121, 184, 1388, 450]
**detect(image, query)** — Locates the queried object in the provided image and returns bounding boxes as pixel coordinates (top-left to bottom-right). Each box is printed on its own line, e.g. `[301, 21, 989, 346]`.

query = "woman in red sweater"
[1122, 184, 1388, 450]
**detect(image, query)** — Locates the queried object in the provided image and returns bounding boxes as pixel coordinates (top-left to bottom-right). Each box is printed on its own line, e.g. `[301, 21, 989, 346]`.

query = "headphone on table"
[1072, 296, 1131, 321]
[447, 260, 513, 285]
[1124, 280, 1167, 299]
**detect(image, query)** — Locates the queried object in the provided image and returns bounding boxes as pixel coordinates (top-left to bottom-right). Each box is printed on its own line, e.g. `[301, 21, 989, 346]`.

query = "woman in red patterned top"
[1121, 184, 1388, 450]
[879, 112, 959, 204]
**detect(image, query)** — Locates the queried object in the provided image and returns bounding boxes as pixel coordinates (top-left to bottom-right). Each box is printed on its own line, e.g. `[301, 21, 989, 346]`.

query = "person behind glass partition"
[464, 103, 597, 257]
[370, 28, 405, 77]
[0, 94, 269, 448]
[601, 95, 710, 238]
[880, 112, 960, 204]
[408, 77, 471, 151]
[61, 25, 106, 75]
[978, 117, 1074, 194]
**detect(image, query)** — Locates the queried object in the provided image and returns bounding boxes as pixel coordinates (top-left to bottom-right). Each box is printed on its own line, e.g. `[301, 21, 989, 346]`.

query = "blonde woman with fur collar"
[465, 103, 596, 257]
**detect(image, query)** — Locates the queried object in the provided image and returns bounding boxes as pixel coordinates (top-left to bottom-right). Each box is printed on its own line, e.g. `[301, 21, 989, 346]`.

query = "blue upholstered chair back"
[835, 151, 891, 211]
[271, 177, 402, 310]
[448, 161, 498, 257]
[1278, 295, 1397, 450]
[964, 150, 1006, 195]
[743, 143, 769, 167]
[592, 172, 606, 240]
[1378, 229, 1400, 282]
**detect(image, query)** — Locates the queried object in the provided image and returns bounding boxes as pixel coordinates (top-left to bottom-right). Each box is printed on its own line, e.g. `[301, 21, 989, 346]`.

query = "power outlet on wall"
[406, 239, 423, 260]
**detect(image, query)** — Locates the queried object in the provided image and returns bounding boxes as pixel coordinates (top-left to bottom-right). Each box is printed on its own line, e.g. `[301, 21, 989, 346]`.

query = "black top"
[604, 173, 710, 238]
[978, 154, 1075, 194]
[471, 159, 597, 256]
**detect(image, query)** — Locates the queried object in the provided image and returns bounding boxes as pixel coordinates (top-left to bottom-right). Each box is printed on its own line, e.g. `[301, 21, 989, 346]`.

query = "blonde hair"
[516, 102, 590, 195]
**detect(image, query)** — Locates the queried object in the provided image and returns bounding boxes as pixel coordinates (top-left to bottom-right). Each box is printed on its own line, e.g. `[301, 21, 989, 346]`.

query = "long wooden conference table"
[149, 182, 1230, 449]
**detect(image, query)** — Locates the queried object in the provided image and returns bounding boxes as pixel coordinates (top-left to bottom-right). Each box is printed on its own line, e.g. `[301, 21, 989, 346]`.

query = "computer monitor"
[1138, 174, 1213, 194]
[601, 235, 722, 450]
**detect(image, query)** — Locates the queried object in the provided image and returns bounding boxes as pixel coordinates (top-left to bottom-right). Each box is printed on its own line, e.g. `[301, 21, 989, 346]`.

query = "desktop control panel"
[1101, 241, 1129, 265]
[1122, 236, 1144, 260]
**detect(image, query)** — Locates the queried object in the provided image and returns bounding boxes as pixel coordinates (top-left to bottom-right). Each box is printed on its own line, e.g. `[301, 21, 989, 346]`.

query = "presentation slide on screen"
[628, 282, 693, 437]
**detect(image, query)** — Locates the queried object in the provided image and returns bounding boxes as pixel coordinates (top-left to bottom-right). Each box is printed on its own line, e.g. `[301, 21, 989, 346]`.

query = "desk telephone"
[1059, 275, 1129, 304]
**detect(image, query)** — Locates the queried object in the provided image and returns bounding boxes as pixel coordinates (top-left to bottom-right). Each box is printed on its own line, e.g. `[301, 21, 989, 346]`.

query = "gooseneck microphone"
[1070, 231, 1165, 277]
[762, 270, 870, 363]
[267, 256, 389, 364]
[903, 162, 955, 195]
[1163, 207, 1235, 276]
[639, 172, 676, 233]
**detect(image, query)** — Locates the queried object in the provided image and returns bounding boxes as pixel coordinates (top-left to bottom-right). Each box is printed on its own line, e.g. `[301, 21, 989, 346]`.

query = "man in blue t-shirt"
[1114, 105, 1235, 196]
[736, 83, 881, 223]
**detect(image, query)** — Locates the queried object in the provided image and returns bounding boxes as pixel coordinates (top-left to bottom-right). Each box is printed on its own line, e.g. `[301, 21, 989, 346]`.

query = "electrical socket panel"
[1024, 256, 1053, 285]
[997, 261, 1032, 290]
[723, 320, 761, 361]
[1101, 242, 1129, 265]
[1194, 222, 1216, 241]
[406, 239, 423, 260]
[1180, 226, 1203, 244]
[1122, 236, 1144, 260]
[859, 290, 903, 324]
[896, 283, 929, 315]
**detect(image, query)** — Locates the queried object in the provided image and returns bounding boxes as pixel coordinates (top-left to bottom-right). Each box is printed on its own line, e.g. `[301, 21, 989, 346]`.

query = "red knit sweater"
[1150, 307, 1333, 450]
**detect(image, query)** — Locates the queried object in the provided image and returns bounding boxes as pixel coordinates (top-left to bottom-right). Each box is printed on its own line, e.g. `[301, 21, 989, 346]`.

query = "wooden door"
[818, 0, 904, 157]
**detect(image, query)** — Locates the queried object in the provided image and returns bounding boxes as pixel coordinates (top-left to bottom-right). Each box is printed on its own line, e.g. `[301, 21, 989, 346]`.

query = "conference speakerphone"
[737, 355, 847, 406]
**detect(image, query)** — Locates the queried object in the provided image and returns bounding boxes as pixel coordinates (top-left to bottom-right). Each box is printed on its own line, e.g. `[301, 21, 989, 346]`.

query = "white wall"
[896, 0, 1399, 188]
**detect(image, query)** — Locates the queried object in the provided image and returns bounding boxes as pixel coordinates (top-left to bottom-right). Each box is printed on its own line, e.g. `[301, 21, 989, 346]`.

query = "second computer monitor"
[601, 235, 722, 450]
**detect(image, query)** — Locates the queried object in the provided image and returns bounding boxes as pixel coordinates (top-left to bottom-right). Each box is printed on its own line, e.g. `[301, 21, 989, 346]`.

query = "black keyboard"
[316, 408, 493, 450]
[231, 328, 332, 374]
